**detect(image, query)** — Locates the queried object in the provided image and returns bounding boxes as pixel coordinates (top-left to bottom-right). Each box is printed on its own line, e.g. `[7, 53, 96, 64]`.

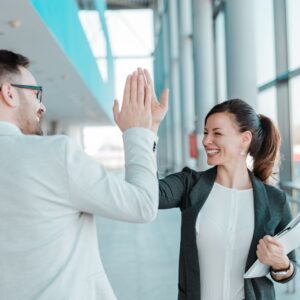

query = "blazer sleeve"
[65, 128, 159, 223]
[271, 192, 297, 283]
[159, 167, 192, 209]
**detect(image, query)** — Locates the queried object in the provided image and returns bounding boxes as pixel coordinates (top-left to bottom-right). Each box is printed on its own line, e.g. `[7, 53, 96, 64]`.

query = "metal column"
[192, 0, 215, 170]
[168, 0, 183, 171]
[225, 0, 257, 108]
[273, 0, 293, 184]
[178, 0, 196, 168]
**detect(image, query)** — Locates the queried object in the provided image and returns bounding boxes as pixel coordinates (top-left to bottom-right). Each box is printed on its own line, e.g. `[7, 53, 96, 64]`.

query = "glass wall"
[257, 87, 277, 125]
[287, 0, 300, 183]
[290, 77, 300, 184]
[254, 0, 276, 86]
[287, 0, 300, 70]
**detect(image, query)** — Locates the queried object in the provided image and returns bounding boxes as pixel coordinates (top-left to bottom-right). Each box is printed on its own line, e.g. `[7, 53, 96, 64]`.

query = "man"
[0, 50, 167, 300]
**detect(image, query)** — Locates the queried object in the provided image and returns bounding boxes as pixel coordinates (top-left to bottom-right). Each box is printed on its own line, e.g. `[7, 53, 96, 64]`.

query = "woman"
[143, 68, 296, 300]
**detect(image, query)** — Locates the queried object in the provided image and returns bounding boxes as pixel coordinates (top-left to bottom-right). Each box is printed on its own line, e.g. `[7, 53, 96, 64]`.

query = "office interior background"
[1, 0, 300, 299]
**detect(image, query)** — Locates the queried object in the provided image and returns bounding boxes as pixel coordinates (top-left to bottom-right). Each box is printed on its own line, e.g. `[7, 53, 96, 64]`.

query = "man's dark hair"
[0, 50, 30, 81]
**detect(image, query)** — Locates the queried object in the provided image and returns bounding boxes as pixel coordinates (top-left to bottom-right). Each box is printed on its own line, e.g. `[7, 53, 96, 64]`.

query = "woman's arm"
[159, 167, 193, 209]
[271, 196, 297, 282]
[256, 194, 297, 283]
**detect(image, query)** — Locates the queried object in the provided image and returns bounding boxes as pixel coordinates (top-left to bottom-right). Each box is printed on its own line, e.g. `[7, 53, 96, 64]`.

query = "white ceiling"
[0, 0, 112, 125]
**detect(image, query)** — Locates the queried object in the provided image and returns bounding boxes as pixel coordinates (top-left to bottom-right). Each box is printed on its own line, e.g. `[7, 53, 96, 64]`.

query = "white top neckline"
[214, 181, 253, 192]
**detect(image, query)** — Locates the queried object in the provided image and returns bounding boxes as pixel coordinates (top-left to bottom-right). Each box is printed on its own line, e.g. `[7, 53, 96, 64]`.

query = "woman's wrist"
[271, 260, 294, 281]
[271, 256, 290, 271]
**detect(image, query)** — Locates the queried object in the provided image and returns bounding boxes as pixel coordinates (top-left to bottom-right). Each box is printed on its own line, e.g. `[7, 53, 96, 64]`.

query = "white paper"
[244, 212, 300, 279]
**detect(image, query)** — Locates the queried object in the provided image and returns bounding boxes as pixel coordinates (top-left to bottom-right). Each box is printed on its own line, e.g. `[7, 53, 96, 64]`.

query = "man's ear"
[0, 82, 19, 107]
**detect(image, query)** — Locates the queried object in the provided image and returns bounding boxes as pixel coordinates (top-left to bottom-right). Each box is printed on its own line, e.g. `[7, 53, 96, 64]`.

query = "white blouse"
[196, 182, 254, 300]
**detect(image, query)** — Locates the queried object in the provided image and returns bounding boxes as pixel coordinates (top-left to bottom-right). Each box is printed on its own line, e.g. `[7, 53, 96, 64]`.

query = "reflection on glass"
[254, 0, 276, 85]
[290, 76, 300, 183]
[257, 87, 277, 125]
[215, 12, 227, 102]
[287, 0, 300, 70]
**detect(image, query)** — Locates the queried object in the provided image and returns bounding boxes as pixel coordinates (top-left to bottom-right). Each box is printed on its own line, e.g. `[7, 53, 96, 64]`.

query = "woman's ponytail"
[251, 114, 281, 183]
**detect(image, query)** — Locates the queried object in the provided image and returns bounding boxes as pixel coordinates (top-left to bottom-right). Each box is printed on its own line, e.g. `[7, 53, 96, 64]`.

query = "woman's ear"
[242, 130, 252, 146]
[0, 82, 19, 107]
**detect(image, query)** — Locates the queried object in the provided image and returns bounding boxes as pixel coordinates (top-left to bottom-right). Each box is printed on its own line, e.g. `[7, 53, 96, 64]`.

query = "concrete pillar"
[225, 0, 257, 108]
[168, 0, 183, 171]
[162, 10, 173, 174]
[178, 0, 196, 169]
[192, 0, 215, 170]
[273, 0, 293, 183]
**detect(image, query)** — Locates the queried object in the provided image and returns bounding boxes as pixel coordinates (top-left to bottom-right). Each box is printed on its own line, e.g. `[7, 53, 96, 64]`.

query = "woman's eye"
[214, 132, 221, 136]
[203, 132, 208, 135]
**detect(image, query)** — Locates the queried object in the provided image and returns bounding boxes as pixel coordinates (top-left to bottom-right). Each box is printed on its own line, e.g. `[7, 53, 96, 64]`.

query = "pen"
[275, 227, 291, 238]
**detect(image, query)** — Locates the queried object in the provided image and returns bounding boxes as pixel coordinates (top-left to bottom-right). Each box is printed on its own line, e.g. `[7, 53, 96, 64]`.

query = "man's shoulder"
[16, 134, 77, 160]
[21, 134, 70, 148]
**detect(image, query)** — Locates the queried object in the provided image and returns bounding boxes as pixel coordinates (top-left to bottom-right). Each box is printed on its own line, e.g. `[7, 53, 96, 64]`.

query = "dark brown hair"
[0, 49, 30, 82]
[205, 99, 281, 182]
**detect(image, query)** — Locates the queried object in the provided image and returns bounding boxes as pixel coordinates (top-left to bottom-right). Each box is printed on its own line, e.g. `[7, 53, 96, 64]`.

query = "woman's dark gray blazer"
[159, 166, 297, 300]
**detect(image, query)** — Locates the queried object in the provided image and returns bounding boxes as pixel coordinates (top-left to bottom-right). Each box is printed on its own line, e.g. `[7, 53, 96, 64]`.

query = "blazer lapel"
[189, 166, 217, 208]
[245, 172, 271, 271]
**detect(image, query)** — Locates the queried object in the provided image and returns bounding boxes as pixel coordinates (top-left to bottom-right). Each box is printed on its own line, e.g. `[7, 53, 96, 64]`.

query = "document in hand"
[244, 212, 300, 279]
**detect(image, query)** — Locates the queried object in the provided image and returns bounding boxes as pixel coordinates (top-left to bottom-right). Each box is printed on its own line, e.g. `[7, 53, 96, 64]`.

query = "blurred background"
[1, 0, 300, 299]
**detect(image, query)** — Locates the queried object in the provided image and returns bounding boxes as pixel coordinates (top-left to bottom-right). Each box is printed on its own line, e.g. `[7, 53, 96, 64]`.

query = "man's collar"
[0, 121, 23, 136]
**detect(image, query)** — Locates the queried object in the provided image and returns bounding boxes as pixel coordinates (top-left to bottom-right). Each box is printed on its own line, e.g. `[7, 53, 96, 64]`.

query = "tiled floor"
[96, 209, 300, 300]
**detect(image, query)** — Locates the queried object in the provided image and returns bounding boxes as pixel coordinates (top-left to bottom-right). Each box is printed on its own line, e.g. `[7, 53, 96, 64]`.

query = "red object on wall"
[189, 132, 198, 158]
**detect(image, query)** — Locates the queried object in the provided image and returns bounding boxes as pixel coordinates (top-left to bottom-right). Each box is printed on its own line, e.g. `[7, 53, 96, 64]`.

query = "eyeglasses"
[0, 84, 43, 103]
[11, 84, 43, 103]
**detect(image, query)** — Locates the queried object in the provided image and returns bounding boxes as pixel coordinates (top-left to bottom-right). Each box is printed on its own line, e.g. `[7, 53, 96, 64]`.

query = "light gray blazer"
[0, 122, 158, 300]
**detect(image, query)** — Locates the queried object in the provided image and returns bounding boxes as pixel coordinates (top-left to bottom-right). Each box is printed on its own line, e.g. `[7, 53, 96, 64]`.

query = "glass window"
[79, 10, 108, 81]
[287, 0, 300, 70]
[257, 87, 277, 125]
[105, 9, 154, 57]
[214, 12, 227, 102]
[290, 76, 300, 183]
[254, 0, 276, 86]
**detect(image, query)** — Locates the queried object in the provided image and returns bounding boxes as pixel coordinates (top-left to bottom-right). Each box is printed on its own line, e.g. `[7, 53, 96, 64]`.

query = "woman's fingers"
[160, 88, 169, 108]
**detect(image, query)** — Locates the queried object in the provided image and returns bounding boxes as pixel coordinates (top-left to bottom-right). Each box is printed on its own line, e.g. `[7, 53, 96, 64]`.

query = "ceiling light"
[8, 20, 22, 29]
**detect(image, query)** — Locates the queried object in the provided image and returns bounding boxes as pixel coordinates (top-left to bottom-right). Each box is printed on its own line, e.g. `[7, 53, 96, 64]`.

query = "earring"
[240, 150, 246, 156]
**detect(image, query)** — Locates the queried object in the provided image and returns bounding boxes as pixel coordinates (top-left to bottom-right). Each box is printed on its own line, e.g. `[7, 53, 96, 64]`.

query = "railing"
[279, 181, 300, 294]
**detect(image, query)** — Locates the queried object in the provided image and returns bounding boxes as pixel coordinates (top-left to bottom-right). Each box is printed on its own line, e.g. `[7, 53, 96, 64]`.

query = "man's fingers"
[123, 75, 131, 105]
[137, 73, 145, 106]
[130, 71, 138, 104]
[113, 100, 120, 122]
[138, 68, 147, 84]
[143, 68, 155, 96]
[160, 88, 169, 108]
[145, 84, 151, 110]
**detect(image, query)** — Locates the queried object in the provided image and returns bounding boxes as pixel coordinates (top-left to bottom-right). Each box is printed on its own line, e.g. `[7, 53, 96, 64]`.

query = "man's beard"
[20, 119, 44, 136]
[33, 119, 44, 136]
[35, 126, 44, 136]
